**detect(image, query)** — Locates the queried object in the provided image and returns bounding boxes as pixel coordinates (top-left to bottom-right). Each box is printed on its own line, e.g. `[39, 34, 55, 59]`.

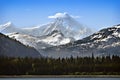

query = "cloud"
[71, 15, 80, 18]
[48, 13, 67, 19]
[48, 12, 80, 19]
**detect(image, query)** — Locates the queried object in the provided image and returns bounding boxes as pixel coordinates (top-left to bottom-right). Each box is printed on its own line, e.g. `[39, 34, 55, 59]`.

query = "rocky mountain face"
[0, 33, 41, 58]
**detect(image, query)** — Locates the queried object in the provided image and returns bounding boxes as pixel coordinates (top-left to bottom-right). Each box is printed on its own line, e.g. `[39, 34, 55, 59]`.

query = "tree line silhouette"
[0, 55, 120, 75]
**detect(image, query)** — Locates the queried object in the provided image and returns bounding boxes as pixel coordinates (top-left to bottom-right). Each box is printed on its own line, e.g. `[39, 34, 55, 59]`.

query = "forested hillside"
[0, 55, 120, 75]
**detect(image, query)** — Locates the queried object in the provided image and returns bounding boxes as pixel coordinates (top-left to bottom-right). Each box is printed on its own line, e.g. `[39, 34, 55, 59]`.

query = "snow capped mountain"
[0, 13, 92, 40]
[0, 22, 20, 33]
[1, 13, 119, 58]
[45, 12, 92, 39]
[40, 24, 120, 58]
[83, 24, 120, 43]
[0, 12, 92, 51]
[7, 30, 74, 54]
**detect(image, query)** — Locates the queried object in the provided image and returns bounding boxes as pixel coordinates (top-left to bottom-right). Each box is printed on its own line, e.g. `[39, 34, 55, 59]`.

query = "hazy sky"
[0, 0, 119, 31]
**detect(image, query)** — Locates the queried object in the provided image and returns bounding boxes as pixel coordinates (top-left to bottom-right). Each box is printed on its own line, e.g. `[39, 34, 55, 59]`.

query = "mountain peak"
[0, 21, 13, 32]
[46, 12, 92, 40]
[0, 21, 12, 27]
[6, 21, 12, 25]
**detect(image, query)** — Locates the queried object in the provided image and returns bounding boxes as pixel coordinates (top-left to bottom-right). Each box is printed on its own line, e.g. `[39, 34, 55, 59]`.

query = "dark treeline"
[0, 55, 120, 75]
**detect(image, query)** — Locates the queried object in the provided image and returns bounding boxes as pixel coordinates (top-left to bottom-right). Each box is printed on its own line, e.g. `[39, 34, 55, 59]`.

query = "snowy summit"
[0, 12, 92, 40]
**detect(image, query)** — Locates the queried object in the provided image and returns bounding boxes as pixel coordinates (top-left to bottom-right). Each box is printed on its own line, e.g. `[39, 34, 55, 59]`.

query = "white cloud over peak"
[48, 12, 80, 19]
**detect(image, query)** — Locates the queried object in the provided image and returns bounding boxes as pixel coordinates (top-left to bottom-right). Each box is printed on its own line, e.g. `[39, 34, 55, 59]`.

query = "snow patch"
[115, 25, 120, 28]
[112, 32, 120, 37]
[91, 34, 102, 40]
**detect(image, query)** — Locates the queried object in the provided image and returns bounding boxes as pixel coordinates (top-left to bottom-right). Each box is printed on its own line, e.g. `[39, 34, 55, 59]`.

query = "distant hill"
[0, 33, 41, 58]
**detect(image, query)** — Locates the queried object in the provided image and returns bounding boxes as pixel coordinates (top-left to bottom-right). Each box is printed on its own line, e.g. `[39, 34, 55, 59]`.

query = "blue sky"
[0, 0, 119, 30]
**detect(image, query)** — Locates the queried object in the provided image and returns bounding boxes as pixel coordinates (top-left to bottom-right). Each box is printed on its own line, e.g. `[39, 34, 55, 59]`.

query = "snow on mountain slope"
[0, 22, 21, 33]
[7, 30, 74, 54]
[7, 32, 38, 48]
[0, 13, 92, 40]
[40, 24, 120, 58]
[45, 12, 92, 39]
[41, 30, 74, 46]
